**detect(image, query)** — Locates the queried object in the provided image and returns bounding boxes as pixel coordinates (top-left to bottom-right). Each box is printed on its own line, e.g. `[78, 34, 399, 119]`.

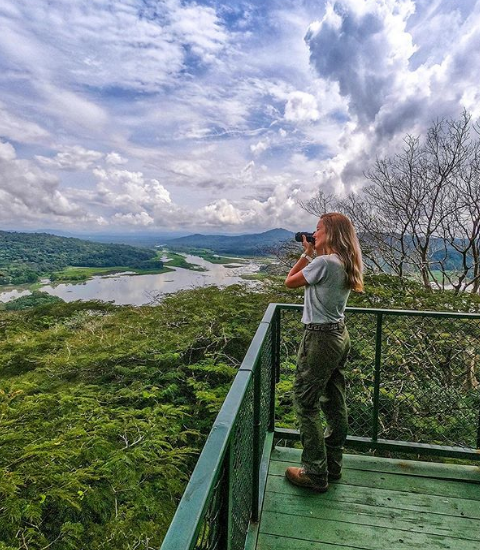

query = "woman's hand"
[302, 235, 315, 257]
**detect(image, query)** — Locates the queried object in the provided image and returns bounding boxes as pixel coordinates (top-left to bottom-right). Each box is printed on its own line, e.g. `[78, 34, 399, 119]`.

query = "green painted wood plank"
[271, 447, 480, 483]
[259, 511, 480, 550]
[269, 461, 480, 501]
[265, 475, 480, 520]
[262, 490, 480, 541]
[256, 533, 359, 550]
[244, 431, 275, 550]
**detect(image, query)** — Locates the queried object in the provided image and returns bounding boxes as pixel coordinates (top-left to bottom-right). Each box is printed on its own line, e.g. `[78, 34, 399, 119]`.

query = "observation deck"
[160, 304, 480, 550]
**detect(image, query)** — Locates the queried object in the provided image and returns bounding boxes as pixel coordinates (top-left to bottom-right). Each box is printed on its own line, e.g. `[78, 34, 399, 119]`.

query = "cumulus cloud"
[36, 146, 104, 171]
[195, 183, 311, 230]
[106, 152, 128, 165]
[305, 0, 417, 125]
[2, 1, 480, 232]
[302, 0, 480, 193]
[0, 141, 94, 225]
[0, 141, 16, 162]
[199, 199, 245, 226]
[284, 91, 320, 124]
[94, 169, 171, 210]
[113, 212, 154, 226]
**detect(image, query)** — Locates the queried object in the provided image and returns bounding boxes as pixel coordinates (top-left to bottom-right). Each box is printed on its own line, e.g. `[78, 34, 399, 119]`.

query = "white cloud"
[169, 2, 229, 63]
[301, 0, 480, 194]
[199, 199, 245, 225]
[305, 0, 417, 125]
[106, 152, 128, 165]
[93, 168, 171, 215]
[0, 102, 50, 144]
[0, 141, 95, 225]
[36, 146, 104, 171]
[241, 160, 256, 183]
[195, 183, 315, 230]
[284, 91, 320, 124]
[0, 0, 229, 94]
[1, 1, 480, 232]
[250, 138, 271, 156]
[0, 141, 16, 162]
[39, 83, 109, 133]
[113, 211, 154, 226]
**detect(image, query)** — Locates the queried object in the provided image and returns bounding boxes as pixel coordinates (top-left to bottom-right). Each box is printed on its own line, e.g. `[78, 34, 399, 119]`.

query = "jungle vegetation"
[0, 231, 163, 286]
[1, 275, 480, 549]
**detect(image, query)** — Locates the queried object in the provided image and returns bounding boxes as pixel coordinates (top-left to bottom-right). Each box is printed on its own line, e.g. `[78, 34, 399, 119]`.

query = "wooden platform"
[255, 446, 480, 550]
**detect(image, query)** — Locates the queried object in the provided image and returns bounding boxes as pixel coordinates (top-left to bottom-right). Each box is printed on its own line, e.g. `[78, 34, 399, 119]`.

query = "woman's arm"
[285, 236, 314, 288]
[285, 257, 309, 288]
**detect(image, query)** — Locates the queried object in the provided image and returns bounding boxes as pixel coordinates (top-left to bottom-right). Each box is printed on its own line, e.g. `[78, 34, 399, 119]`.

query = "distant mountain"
[21, 230, 189, 248]
[165, 228, 294, 256]
[0, 230, 161, 286]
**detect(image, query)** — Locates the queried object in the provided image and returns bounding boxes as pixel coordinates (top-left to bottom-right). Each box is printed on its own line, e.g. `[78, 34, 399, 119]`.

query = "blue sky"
[1, 0, 479, 234]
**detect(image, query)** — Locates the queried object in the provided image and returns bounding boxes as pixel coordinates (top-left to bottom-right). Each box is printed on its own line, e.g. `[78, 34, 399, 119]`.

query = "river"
[0, 254, 262, 306]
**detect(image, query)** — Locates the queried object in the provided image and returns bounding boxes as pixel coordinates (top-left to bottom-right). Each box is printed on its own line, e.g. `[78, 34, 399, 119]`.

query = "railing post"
[226, 443, 234, 550]
[252, 358, 261, 522]
[275, 307, 281, 384]
[269, 307, 279, 432]
[477, 404, 480, 449]
[372, 312, 383, 442]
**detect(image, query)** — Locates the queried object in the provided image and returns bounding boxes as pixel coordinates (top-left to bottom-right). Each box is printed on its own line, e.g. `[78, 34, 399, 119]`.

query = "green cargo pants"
[294, 324, 351, 481]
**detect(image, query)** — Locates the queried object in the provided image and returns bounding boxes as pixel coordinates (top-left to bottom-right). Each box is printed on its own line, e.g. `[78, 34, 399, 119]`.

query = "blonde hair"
[321, 212, 364, 292]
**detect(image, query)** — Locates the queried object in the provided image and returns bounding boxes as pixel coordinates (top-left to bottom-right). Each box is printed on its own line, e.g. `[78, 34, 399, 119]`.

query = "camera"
[295, 231, 315, 244]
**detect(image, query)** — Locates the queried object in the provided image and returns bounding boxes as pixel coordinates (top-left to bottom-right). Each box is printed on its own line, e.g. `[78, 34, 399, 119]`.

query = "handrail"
[160, 307, 278, 550]
[160, 370, 252, 549]
[160, 304, 480, 550]
[281, 303, 480, 318]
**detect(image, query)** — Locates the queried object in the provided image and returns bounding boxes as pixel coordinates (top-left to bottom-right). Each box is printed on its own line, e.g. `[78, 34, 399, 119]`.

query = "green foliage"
[1, 275, 479, 548]
[0, 231, 162, 286]
[166, 248, 246, 265]
[0, 285, 278, 549]
[351, 273, 480, 311]
[162, 251, 206, 271]
[4, 291, 65, 311]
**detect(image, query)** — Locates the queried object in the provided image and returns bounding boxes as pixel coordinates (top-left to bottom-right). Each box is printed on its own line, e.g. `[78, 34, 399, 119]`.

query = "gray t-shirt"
[301, 253, 350, 324]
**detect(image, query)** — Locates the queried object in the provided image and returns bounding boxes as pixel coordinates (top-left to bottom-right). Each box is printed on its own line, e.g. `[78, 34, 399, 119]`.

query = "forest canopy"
[0, 231, 162, 286]
[1, 277, 480, 549]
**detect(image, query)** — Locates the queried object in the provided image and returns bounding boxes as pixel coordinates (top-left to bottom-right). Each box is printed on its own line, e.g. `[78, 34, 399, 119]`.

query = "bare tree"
[339, 114, 479, 292]
[298, 189, 336, 218]
[299, 112, 480, 294]
[435, 120, 480, 293]
[411, 113, 474, 290]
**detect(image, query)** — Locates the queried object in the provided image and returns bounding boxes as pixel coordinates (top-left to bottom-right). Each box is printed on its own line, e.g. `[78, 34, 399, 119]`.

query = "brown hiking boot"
[285, 467, 328, 493]
[328, 471, 342, 481]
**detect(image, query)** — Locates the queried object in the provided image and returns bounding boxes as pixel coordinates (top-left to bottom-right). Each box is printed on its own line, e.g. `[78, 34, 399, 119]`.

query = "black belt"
[305, 322, 344, 332]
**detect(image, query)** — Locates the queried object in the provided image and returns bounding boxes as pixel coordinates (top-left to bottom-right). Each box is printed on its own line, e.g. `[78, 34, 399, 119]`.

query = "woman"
[284, 212, 363, 493]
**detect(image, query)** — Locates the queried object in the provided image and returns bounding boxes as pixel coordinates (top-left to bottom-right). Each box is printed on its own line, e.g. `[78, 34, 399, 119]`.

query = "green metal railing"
[160, 304, 480, 550]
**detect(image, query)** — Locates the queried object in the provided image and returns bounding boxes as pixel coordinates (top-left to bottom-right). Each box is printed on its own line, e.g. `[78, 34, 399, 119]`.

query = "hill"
[164, 228, 294, 256]
[0, 230, 162, 286]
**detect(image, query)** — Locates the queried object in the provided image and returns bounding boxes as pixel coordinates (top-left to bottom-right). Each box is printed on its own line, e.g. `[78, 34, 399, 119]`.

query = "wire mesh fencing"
[163, 304, 480, 550]
[182, 322, 276, 550]
[227, 375, 254, 550]
[278, 306, 480, 449]
[379, 314, 480, 447]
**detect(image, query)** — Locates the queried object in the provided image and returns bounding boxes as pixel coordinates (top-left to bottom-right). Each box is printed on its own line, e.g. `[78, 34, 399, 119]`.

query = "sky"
[1, 0, 480, 235]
